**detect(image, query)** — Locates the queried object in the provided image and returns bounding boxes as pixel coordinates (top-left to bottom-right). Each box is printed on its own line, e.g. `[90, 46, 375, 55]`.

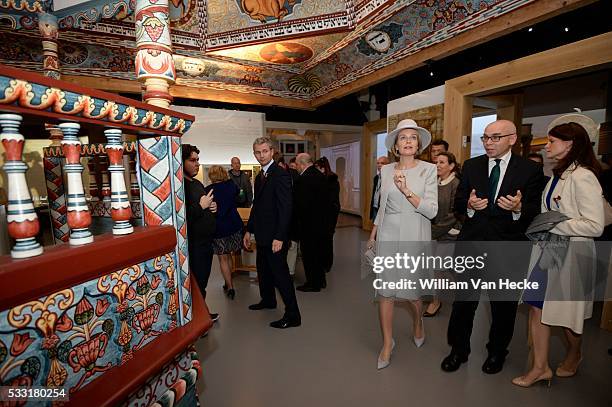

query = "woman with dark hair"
[512, 115, 604, 387]
[315, 157, 340, 273]
[425, 151, 462, 317]
[205, 165, 243, 300]
[182, 144, 220, 322]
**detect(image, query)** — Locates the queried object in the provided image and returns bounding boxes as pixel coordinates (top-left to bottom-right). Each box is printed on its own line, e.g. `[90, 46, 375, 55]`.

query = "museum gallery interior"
[0, 0, 611, 406]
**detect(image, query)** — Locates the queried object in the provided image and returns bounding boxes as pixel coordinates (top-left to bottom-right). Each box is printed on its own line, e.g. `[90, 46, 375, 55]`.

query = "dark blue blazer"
[247, 161, 292, 245]
[204, 180, 243, 238]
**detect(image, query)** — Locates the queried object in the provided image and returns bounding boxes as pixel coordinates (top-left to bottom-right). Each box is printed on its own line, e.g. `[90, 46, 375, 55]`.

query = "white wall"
[320, 141, 361, 214]
[173, 106, 264, 165]
[387, 85, 445, 130]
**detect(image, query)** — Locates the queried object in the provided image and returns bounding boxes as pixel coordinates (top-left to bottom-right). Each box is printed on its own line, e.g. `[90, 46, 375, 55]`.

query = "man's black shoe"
[482, 354, 506, 374]
[296, 284, 320, 292]
[209, 313, 220, 323]
[248, 302, 277, 310]
[270, 317, 301, 329]
[441, 353, 468, 372]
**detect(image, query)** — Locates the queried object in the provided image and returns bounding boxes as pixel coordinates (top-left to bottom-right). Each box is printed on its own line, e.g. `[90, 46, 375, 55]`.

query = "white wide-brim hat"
[385, 119, 432, 154]
[547, 113, 599, 143]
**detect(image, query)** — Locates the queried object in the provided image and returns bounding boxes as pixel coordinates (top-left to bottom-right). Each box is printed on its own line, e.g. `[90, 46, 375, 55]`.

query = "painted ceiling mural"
[0, 0, 539, 102]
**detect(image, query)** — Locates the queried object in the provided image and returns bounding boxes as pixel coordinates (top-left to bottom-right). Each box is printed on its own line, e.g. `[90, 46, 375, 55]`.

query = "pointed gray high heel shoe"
[413, 318, 425, 348]
[377, 339, 395, 370]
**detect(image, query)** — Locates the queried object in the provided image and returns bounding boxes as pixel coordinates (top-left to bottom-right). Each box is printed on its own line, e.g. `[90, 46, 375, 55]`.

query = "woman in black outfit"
[183, 144, 219, 322]
[315, 157, 340, 273]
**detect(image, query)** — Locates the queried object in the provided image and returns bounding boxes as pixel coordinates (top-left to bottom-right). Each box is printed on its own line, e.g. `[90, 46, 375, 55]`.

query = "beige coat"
[527, 164, 604, 333]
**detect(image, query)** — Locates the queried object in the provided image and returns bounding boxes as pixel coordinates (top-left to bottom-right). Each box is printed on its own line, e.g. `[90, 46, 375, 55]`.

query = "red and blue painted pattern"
[138, 137, 191, 326]
[0, 254, 179, 402]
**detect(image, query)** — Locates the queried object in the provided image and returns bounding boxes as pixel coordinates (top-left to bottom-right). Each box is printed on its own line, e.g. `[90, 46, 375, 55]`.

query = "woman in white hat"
[367, 119, 438, 369]
[512, 114, 604, 387]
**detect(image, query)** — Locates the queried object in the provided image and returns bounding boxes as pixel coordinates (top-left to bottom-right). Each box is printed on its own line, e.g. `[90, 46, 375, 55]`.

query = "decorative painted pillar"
[138, 137, 190, 325]
[59, 123, 93, 245]
[128, 152, 141, 218]
[135, 0, 176, 108]
[104, 129, 134, 235]
[44, 125, 69, 243]
[38, 12, 60, 79]
[0, 114, 43, 258]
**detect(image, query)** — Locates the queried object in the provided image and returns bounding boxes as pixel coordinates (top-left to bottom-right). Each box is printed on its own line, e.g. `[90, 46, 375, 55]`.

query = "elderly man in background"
[370, 156, 390, 221]
[229, 156, 253, 208]
[294, 153, 330, 292]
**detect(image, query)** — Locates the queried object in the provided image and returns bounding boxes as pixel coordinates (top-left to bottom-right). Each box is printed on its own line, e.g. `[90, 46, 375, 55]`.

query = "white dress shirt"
[261, 160, 273, 175]
[467, 149, 520, 220]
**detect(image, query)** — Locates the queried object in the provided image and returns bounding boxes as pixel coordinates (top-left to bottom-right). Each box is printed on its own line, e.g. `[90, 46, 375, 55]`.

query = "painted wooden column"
[135, 0, 176, 108]
[0, 114, 43, 258]
[44, 125, 69, 243]
[38, 12, 60, 79]
[59, 122, 93, 245]
[138, 137, 190, 325]
[104, 129, 134, 235]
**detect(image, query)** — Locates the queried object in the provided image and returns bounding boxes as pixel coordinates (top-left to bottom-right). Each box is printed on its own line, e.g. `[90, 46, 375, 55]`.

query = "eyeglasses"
[480, 133, 515, 143]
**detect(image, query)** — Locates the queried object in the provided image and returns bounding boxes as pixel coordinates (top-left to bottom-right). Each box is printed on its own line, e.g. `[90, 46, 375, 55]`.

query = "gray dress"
[374, 161, 438, 300]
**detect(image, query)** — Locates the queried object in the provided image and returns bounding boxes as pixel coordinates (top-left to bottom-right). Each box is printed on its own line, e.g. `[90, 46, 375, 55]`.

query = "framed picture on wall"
[279, 140, 308, 160]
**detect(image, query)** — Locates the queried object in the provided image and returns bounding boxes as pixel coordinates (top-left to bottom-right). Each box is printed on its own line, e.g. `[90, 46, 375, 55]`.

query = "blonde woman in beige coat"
[512, 115, 604, 388]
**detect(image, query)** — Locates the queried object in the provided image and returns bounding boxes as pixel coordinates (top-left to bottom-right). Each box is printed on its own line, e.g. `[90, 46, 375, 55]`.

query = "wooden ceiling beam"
[169, 85, 313, 110]
[62, 75, 142, 94]
[63, 75, 314, 110]
[310, 0, 596, 108]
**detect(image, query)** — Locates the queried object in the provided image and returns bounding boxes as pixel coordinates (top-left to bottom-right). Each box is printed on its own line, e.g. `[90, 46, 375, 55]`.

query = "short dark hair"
[431, 139, 449, 150]
[182, 144, 200, 163]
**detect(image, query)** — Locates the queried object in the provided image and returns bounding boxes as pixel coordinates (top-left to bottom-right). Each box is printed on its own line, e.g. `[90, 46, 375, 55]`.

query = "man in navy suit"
[244, 137, 301, 329]
[441, 120, 544, 374]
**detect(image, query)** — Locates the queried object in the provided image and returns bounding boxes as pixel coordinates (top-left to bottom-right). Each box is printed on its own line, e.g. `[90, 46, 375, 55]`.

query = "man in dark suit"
[369, 156, 389, 221]
[293, 153, 330, 292]
[441, 120, 545, 374]
[243, 137, 301, 329]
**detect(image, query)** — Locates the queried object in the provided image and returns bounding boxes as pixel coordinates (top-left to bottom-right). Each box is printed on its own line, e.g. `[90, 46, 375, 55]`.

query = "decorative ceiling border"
[311, 0, 538, 99]
[204, 8, 355, 51]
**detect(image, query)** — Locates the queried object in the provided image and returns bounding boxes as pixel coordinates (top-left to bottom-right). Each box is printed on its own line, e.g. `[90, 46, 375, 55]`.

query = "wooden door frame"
[443, 31, 612, 164]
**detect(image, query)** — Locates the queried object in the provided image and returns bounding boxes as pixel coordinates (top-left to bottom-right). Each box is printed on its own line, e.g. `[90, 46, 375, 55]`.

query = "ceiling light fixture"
[564, 27, 569, 32]
[528, 27, 533, 32]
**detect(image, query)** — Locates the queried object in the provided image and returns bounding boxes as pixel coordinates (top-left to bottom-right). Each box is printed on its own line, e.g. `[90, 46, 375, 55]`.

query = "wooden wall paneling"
[443, 85, 473, 163]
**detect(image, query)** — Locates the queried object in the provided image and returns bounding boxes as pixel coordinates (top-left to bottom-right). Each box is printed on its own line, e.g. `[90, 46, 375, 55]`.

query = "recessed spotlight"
[528, 27, 533, 32]
[564, 27, 569, 32]
[429, 71, 434, 77]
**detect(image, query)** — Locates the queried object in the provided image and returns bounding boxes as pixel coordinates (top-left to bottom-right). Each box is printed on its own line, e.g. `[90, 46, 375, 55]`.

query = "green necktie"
[489, 159, 501, 206]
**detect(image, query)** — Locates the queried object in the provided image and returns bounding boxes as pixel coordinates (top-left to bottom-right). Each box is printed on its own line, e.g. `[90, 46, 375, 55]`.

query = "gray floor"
[195, 225, 612, 407]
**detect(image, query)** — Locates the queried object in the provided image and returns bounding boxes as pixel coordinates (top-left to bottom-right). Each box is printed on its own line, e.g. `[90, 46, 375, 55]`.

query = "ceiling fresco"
[0, 0, 545, 105]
